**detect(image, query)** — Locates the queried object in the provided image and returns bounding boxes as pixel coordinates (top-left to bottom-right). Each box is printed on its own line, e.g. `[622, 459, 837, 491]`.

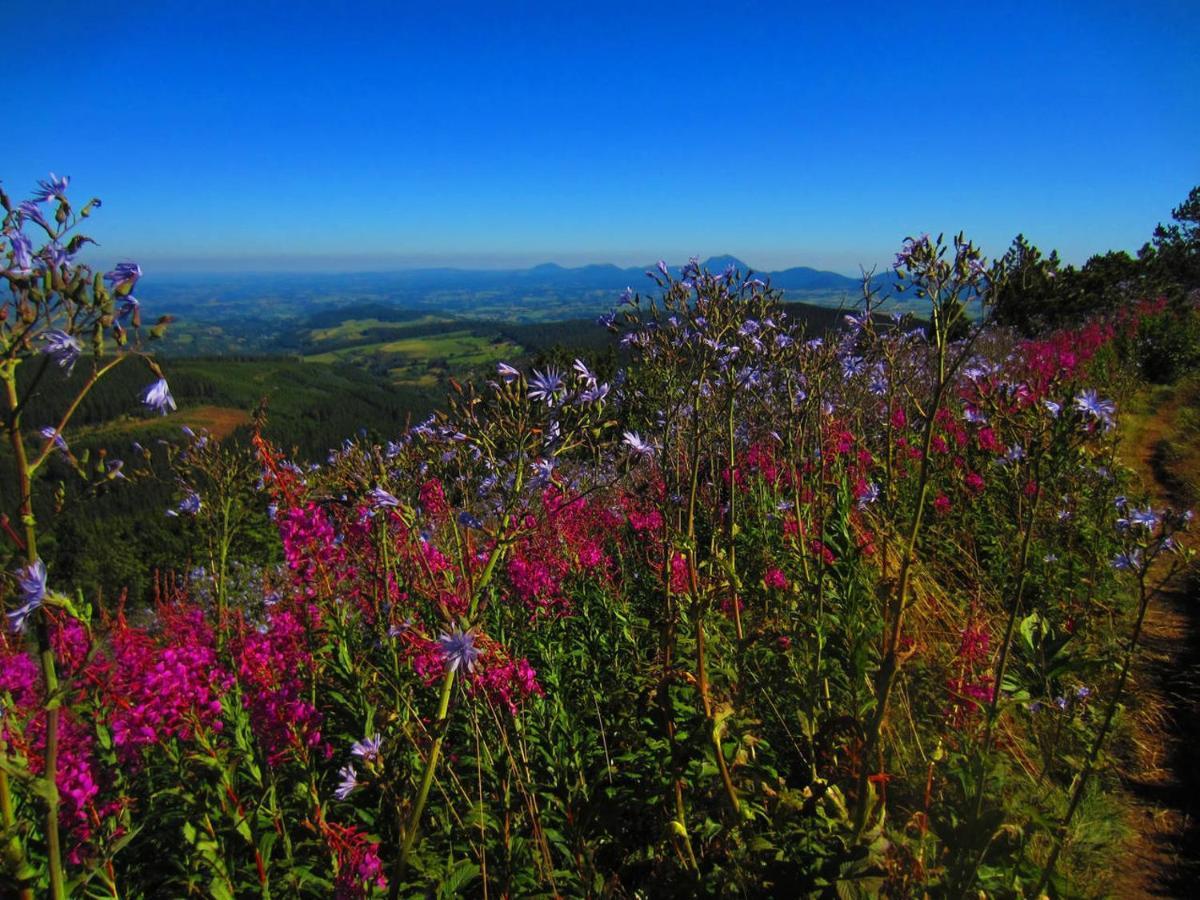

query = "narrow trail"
[1112, 384, 1200, 897]
[1113, 568, 1200, 895]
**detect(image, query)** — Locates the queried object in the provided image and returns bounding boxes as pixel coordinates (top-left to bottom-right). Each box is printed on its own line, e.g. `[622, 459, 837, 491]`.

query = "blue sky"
[5, 1, 1198, 274]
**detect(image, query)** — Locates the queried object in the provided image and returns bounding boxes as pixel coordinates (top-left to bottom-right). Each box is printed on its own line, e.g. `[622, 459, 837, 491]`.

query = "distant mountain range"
[291, 255, 900, 297]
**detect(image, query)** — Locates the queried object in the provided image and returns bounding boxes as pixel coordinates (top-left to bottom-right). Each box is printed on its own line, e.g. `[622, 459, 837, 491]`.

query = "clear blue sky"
[4, 0, 1198, 274]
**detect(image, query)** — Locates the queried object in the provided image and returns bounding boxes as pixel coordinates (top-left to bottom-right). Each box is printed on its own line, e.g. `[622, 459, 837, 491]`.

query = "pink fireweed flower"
[764, 567, 789, 591]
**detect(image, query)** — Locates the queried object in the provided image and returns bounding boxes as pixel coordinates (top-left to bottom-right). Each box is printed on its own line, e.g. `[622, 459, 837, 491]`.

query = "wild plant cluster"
[1, 178, 1195, 897]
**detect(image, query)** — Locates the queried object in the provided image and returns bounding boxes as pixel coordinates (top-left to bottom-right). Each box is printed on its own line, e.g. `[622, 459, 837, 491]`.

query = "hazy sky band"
[7, 0, 1198, 275]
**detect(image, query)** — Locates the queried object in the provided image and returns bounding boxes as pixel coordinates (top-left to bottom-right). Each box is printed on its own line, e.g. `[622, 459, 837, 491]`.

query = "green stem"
[1033, 567, 1154, 896]
[396, 665, 457, 883]
[853, 341, 946, 832]
[958, 473, 1041, 895]
[3, 367, 63, 900]
[726, 389, 742, 641]
[27, 354, 129, 475]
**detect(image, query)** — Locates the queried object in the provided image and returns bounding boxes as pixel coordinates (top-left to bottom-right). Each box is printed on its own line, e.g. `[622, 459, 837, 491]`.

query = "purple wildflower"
[1112, 549, 1141, 571]
[39, 427, 68, 453]
[622, 431, 655, 461]
[104, 261, 142, 291]
[8, 560, 47, 632]
[351, 735, 383, 763]
[31, 173, 69, 204]
[572, 358, 596, 385]
[457, 511, 484, 530]
[840, 355, 865, 379]
[438, 630, 481, 673]
[496, 362, 521, 383]
[334, 764, 359, 800]
[580, 381, 610, 404]
[1128, 507, 1159, 531]
[40, 330, 83, 374]
[1074, 389, 1115, 431]
[142, 378, 176, 415]
[368, 487, 401, 509]
[17, 200, 48, 229]
[528, 368, 565, 404]
[8, 232, 34, 273]
[857, 482, 880, 510]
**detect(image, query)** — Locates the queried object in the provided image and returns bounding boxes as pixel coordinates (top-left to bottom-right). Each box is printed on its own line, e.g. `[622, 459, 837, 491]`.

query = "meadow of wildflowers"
[1, 177, 1196, 897]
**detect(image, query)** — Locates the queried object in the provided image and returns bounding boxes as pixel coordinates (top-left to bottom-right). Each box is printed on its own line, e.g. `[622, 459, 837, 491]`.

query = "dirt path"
[1111, 385, 1200, 897]
[1113, 572, 1200, 896]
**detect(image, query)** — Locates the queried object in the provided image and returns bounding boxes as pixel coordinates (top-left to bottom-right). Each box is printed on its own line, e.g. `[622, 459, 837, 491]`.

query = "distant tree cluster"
[990, 185, 1200, 382]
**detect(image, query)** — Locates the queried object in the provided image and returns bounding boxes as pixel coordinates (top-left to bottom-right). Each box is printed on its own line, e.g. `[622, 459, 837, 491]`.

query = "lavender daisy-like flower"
[167, 492, 202, 517]
[368, 487, 401, 509]
[527, 368, 565, 405]
[8, 560, 47, 632]
[622, 431, 656, 461]
[656, 259, 670, 279]
[31, 173, 69, 204]
[579, 381, 610, 404]
[39, 427, 68, 453]
[142, 378, 176, 416]
[572, 358, 596, 385]
[1073, 389, 1115, 431]
[1127, 506, 1159, 531]
[1112, 549, 1141, 571]
[496, 362, 521, 383]
[41, 241, 76, 270]
[351, 735, 383, 763]
[334, 764, 359, 800]
[457, 511, 484, 530]
[438, 629, 481, 673]
[40, 330, 83, 375]
[857, 482, 880, 510]
[104, 261, 142, 291]
[8, 232, 34, 274]
[840, 355, 865, 379]
[17, 200, 49, 229]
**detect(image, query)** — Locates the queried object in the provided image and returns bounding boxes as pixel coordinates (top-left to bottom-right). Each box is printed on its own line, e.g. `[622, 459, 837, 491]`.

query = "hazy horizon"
[99, 250, 893, 279]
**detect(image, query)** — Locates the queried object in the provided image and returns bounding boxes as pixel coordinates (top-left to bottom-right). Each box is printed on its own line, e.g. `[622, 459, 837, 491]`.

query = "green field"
[304, 327, 523, 385]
